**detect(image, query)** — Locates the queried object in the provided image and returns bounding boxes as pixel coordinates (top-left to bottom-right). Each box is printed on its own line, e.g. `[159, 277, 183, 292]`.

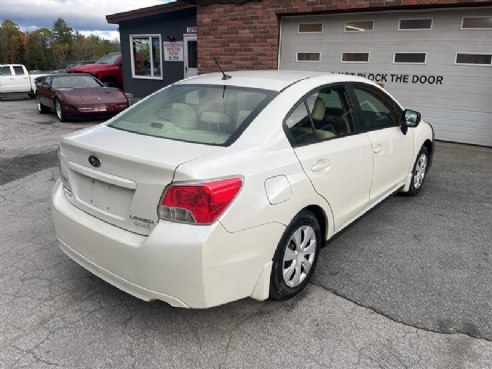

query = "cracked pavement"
[0, 99, 491, 368]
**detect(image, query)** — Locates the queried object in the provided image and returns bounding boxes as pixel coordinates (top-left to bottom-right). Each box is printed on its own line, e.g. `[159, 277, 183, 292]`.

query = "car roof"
[178, 70, 372, 92]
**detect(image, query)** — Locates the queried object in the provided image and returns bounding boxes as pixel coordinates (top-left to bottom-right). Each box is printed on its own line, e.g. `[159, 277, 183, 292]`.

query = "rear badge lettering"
[130, 215, 155, 229]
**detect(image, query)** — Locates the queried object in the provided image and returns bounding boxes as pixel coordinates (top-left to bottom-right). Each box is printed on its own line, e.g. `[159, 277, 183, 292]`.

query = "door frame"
[183, 33, 197, 78]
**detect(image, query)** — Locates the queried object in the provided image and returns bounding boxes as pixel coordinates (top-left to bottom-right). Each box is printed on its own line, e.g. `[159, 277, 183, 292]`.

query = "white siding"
[279, 8, 492, 147]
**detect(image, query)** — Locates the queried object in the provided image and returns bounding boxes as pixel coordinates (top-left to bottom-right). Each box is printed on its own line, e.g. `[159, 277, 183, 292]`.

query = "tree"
[0, 18, 119, 70]
[25, 28, 53, 70]
[0, 19, 23, 63]
[51, 18, 73, 68]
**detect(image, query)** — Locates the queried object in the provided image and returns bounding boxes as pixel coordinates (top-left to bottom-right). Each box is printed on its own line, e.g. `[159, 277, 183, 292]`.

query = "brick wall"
[195, 0, 490, 72]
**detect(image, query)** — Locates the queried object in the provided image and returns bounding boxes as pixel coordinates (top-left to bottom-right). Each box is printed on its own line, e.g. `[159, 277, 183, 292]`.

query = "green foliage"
[0, 18, 120, 70]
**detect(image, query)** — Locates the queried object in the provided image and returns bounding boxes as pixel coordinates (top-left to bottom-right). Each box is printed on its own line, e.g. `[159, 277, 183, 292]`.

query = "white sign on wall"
[164, 41, 184, 62]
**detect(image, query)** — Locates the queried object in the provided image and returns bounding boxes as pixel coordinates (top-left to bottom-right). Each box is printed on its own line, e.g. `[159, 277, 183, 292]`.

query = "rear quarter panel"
[173, 80, 341, 240]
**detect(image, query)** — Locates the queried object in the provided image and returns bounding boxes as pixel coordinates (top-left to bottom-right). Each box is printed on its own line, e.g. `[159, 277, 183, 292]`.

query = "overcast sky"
[0, 0, 172, 40]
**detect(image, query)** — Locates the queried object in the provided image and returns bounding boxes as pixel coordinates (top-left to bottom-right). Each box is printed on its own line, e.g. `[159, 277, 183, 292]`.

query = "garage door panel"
[420, 109, 492, 147]
[282, 41, 492, 53]
[284, 9, 491, 41]
[280, 8, 492, 146]
[391, 90, 492, 113]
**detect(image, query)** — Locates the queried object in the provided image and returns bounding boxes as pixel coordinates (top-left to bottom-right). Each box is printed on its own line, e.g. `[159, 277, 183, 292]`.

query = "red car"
[35, 74, 129, 122]
[68, 52, 123, 90]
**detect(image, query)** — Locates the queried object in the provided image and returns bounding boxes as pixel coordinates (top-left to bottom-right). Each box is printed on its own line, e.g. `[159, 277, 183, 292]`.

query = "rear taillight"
[57, 147, 72, 195]
[158, 177, 242, 224]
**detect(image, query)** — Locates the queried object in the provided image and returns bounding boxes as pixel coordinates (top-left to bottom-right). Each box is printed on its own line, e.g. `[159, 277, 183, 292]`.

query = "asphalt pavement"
[0, 99, 491, 368]
[315, 142, 492, 340]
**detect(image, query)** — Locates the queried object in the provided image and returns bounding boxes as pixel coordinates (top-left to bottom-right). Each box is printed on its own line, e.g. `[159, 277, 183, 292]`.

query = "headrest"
[201, 111, 230, 125]
[311, 97, 326, 121]
[171, 103, 197, 130]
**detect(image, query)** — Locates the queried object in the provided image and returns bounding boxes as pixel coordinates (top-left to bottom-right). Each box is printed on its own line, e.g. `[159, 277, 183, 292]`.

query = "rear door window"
[109, 85, 277, 146]
[285, 102, 315, 146]
[285, 84, 358, 146]
[305, 85, 357, 139]
[13, 66, 25, 75]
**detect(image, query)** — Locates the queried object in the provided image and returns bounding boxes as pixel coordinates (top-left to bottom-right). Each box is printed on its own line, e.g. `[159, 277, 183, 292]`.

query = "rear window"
[109, 85, 277, 146]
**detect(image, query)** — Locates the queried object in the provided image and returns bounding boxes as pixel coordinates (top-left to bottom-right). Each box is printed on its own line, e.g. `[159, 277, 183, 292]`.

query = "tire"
[55, 98, 67, 122]
[270, 211, 321, 300]
[36, 95, 49, 114]
[406, 146, 429, 196]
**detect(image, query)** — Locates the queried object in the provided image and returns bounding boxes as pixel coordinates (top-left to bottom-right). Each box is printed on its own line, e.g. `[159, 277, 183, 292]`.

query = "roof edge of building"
[275, 1, 492, 17]
[106, 2, 196, 24]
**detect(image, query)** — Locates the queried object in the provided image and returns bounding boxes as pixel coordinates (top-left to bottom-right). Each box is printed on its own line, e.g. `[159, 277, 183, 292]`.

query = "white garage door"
[279, 8, 492, 147]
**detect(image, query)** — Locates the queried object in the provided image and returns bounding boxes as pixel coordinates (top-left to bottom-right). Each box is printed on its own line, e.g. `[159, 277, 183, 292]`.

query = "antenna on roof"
[213, 57, 231, 80]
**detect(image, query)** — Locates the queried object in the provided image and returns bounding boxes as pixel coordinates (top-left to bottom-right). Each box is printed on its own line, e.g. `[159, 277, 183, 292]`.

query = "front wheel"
[407, 146, 429, 196]
[55, 98, 67, 122]
[270, 211, 321, 300]
[36, 95, 49, 114]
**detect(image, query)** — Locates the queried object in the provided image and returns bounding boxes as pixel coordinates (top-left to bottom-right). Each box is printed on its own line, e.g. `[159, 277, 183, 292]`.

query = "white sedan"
[52, 71, 434, 308]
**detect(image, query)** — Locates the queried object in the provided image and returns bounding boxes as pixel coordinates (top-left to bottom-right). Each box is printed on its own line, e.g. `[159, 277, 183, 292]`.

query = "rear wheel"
[36, 95, 49, 113]
[55, 98, 67, 122]
[270, 211, 321, 300]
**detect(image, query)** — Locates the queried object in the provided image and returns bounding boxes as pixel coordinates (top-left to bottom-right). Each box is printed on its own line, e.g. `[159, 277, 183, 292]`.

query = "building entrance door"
[184, 34, 197, 78]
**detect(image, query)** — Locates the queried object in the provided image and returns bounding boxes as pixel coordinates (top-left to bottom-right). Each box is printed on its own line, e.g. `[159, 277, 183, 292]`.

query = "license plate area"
[71, 171, 134, 220]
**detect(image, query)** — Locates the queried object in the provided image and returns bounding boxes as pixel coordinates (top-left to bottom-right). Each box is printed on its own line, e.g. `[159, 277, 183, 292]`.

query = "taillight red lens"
[159, 177, 242, 224]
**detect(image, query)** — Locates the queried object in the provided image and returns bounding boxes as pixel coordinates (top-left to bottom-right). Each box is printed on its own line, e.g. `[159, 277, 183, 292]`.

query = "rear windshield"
[108, 84, 277, 146]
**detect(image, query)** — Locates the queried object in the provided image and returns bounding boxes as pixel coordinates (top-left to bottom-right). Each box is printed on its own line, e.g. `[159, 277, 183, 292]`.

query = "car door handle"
[374, 144, 385, 155]
[311, 159, 332, 172]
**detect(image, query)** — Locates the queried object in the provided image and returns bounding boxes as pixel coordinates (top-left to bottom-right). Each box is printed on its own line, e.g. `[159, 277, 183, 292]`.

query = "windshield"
[52, 75, 102, 89]
[109, 84, 277, 146]
[96, 53, 120, 64]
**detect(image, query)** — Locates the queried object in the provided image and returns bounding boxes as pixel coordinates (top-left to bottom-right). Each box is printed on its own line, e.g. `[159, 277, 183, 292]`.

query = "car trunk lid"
[60, 125, 221, 235]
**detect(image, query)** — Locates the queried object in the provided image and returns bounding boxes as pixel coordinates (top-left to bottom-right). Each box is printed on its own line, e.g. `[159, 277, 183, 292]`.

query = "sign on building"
[164, 41, 184, 62]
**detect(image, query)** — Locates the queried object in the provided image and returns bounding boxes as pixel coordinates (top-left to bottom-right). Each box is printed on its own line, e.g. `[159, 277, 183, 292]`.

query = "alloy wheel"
[55, 100, 62, 120]
[414, 153, 427, 189]
[282, 225, 317, 288]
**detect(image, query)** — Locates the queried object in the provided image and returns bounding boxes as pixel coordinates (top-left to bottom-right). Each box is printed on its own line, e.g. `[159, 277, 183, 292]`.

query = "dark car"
[35, 74, 129, 122]
[64, 60, 97, 72]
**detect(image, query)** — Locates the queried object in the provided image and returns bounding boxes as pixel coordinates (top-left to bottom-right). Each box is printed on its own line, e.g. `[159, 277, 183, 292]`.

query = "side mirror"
[401, 109, 421, 134]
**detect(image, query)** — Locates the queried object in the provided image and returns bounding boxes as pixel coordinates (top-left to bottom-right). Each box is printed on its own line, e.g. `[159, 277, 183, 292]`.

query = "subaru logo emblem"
[88, 155, 101, 168]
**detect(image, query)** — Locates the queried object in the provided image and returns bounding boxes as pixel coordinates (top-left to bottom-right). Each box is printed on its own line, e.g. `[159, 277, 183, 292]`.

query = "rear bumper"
[52, 180, 284, 308]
